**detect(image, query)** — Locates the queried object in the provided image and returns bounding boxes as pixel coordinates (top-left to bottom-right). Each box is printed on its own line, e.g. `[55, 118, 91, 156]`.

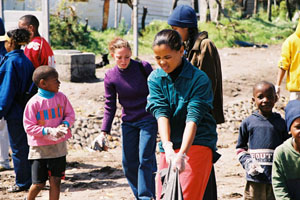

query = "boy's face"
[252, 84, 277, 116]
[290, 118, 300, 151]
[41, 75, 60, 93]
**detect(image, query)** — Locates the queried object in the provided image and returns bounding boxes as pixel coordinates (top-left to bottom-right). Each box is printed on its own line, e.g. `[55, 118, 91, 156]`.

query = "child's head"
[285, 100, 300, 149]
[152, 29, 184, 74]
[167, 4, 198, 43]
[32, 66, 60, 93]
[108, 37, 132, 69]
[0, 29, 30, 52]
[18, 15, 40, 40]
[252, 81, 277, 116]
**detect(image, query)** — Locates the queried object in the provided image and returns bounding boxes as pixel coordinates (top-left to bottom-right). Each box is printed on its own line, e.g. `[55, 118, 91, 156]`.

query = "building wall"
[2, 0, 192, 30]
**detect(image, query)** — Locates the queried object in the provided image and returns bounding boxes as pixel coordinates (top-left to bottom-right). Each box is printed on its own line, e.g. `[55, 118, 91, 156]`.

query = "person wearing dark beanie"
[168, 4, 223, 200]
[272, 100, 300, 199]
[285, 100, 300, 131]
[168, 5, 198, 28]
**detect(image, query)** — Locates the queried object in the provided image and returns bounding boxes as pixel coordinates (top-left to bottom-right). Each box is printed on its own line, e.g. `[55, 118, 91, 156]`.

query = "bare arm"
[157, 117, 171, 143]
[179, 121, 197, 154]
[276, 68, 286, 87]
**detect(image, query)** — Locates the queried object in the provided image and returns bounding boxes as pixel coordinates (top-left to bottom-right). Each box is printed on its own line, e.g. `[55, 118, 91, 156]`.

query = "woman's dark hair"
[152, 29, 183, 51]
[185, 27, 199, 52]
[32, 65, 58, 86]
[7, 29, 30, 49]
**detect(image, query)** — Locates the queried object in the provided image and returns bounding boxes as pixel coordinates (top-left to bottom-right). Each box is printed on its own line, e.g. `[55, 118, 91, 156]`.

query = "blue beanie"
[168, 5, 198, 28]
[285, 100, 300, 131]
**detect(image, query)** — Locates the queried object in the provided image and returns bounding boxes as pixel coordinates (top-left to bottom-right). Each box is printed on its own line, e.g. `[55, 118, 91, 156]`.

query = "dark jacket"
[236, 111, 289, 184]
[186, 31, 224, 124]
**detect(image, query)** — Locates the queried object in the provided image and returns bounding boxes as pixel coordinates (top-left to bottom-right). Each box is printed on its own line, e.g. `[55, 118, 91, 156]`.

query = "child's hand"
[171, 152, 189, 173]
[247, 159, 264, 176]
[46, 127, 66, 141]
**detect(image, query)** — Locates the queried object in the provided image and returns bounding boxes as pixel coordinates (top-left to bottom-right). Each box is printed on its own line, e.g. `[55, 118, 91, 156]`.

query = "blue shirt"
[0, 49, 35, 120]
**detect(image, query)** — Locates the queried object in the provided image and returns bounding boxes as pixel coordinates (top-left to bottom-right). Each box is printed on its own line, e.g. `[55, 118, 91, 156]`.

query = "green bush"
[49, 2, 296, 55]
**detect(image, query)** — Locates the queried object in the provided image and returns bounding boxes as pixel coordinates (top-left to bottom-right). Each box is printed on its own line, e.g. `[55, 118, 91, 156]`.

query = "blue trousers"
[121, 118, 157, 200]
[7, 119, 32, 189]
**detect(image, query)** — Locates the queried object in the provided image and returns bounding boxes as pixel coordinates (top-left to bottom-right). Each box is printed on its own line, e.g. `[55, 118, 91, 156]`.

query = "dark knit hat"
[285, 100, 300, 131]
[168, 5, 198, 28]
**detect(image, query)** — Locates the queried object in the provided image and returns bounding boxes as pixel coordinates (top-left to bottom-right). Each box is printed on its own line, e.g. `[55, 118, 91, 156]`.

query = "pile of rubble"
[69, 96, 289, 150]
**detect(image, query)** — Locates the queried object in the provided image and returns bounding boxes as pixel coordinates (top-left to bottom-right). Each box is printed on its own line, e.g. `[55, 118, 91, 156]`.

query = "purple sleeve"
[141, 60, 153, 76]
[101, 73, 117, 133]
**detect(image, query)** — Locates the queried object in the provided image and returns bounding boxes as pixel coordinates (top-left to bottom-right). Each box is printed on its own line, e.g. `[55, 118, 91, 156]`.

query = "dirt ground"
[0, 44, 289, 200]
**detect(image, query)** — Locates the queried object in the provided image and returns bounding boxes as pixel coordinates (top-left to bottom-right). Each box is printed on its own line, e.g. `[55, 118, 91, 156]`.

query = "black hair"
[7, 29, 30, 49]
[253, 81, 276, 96]
[32, 65, 58, 86]
[19, 15, 39, 34]
[152, 29, 183, 51]
[185, 27, 199, 52]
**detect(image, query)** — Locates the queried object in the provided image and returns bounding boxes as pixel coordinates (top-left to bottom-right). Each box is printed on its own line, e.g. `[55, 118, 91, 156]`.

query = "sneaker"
[7, 184, 28, 193]
[0, 165, 10, 172]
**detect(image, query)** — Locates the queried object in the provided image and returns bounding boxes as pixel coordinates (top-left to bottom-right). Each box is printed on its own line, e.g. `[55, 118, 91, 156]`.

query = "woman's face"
[153, 44, 184, 74]
[171, 26, 188, 42]
[111, 47, 132, 69]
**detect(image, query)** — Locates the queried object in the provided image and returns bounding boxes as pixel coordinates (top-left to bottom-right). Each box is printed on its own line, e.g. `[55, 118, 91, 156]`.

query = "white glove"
[171, 152, 188, 173]
[275, 85, 280, 98]
[91, 132, 108, 151]
[46, 127, 66, 141]
[247, 159, 264, 176]
[162, 141, 176, 165]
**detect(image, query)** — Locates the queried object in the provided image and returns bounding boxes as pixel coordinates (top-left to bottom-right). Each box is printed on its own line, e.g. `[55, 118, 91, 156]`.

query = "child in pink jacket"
[23, 65, 75, 200]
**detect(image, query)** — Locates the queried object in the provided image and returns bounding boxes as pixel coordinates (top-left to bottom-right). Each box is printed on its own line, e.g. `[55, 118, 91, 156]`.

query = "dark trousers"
[7, 119, 32, 188]
[203, 166, 217, 200]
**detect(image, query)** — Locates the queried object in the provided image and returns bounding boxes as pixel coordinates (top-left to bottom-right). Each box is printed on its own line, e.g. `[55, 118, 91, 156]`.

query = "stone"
[54, 50, 96, 82]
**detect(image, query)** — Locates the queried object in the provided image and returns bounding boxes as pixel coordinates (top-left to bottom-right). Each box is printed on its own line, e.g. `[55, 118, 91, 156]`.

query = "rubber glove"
[45, 127, 63, 141]
[172, 152, 188, 173]
[247, 159, 264, 176]
[162, 141, 175, 164]
[91, 132, 108, 151]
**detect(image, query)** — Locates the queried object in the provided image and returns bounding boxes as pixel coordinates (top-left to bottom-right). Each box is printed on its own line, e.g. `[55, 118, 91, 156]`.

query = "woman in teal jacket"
[146, 29, 217, 200]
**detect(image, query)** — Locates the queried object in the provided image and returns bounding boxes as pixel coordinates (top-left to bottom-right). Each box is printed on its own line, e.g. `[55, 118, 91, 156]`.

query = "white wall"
[2, 0, 193, 30]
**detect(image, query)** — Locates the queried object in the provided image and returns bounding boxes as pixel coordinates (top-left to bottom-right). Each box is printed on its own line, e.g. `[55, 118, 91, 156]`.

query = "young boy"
[23, 66, 75, 200]
[272, 100, 300, 199]
[236, 81, 289, 200]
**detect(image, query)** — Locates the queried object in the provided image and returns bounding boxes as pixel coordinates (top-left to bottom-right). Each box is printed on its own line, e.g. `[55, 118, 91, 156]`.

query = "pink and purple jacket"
[23, 89, 75, 146]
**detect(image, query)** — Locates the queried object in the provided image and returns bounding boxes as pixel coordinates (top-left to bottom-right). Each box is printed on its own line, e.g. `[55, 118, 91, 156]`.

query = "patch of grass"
[50, 14, 296, 55]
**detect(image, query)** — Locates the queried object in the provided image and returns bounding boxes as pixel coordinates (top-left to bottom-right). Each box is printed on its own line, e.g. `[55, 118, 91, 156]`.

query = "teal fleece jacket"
[146, 58, 217, 154]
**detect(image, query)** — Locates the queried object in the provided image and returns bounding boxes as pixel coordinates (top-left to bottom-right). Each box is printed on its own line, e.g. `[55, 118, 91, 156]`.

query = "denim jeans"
[121, 118, 157, 200]
[7, 119, 32, 189]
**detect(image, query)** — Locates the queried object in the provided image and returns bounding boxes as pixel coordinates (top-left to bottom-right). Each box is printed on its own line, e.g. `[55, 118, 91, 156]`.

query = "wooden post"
[267, 0, 271, 21]
[114, 0, 118, 28]
[286, 0, 292, 21]
[141, 6, 147, 30]
[41, 0, 50, 43]
[102, 0, 110, 30]
[133, 0, 138, 58]
[172, 0, 179, 10]
[253, 0, 258, 14]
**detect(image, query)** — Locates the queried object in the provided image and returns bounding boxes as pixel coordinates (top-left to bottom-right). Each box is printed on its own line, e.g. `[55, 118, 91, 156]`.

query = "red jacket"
[24, 36, 55, 68]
